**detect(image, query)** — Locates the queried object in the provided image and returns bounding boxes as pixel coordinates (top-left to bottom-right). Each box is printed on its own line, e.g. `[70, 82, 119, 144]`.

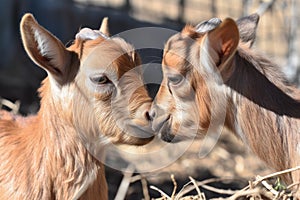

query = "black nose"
[144, 110, 151, 121]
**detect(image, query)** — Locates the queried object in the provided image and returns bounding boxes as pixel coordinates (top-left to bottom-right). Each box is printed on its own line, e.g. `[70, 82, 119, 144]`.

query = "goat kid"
[0, 13, 153, 199]
[150, 14, 300, 189]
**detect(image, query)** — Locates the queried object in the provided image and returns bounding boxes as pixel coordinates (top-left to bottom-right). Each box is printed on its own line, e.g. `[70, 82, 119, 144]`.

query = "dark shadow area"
[227, 50, 300, 118]
[139, 48, 163, 99]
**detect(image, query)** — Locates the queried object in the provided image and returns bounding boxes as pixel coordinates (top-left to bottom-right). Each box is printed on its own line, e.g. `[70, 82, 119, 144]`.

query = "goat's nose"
[144, 110, 151, 121]
[148, 106, 156, 121]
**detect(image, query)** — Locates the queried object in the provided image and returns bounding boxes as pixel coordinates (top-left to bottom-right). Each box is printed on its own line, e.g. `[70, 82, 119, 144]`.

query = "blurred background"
[0, 0, 299, 199]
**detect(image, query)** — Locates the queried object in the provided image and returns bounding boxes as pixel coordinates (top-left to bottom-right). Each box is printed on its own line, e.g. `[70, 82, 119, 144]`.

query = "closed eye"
[90, 75, 111, 85]
[167, 74, 183, 85]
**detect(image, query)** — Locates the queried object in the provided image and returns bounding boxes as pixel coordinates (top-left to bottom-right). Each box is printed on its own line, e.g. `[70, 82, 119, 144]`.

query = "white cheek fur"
[94, 84, 114, 95]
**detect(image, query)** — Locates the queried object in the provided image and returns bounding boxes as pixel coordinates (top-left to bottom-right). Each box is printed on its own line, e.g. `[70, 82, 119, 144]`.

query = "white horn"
[99, 17, 110, 36]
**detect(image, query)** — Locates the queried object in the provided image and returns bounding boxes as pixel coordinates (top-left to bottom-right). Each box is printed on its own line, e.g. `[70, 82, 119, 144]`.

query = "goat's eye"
[90, 75, 110, 84]
[168, 74, 183, 85]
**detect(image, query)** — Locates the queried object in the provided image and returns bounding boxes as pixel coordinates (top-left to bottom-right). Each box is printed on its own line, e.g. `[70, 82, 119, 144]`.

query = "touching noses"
[149, 100, 167, 121]
[148, 102, 157, 122]
[148, 102, 169, 131]
[136, 102, 153, 123]
[144, 109, 152, 122]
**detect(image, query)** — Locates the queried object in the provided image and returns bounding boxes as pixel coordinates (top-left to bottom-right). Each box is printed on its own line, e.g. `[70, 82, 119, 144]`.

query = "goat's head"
[20, 14, 153, 146]
[150, 14, 259, 142]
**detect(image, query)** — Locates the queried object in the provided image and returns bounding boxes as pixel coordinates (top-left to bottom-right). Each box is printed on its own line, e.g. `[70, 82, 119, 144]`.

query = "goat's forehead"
[165, 33, 201, 53]
[83, 39, 127, 60]
[80, 39, 137, 76]
[163, 31, 205, 72]
[83, 50, 130, 70]
[163, 51, 193, 77]
[163, 37, 195, 71]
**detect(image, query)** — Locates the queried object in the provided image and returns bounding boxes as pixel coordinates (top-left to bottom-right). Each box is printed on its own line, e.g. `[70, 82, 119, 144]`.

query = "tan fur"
[0, 13, 152, 199]
[151, 18, 300, 191]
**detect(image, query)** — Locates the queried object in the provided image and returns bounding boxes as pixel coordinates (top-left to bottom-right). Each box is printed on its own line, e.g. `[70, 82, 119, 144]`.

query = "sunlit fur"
[153, 18, 300, 190]
[0, 14, 152, 199]
[67, 37, 152, 145]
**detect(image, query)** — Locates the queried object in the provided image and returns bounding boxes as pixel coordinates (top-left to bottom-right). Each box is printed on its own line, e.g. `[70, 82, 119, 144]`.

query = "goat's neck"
[38, 81, 79, 151]
[225, 89, 299, 183]
[225, 93, 290, 168]
[223, 51, 300, 183]
[32, 80, 106, 199]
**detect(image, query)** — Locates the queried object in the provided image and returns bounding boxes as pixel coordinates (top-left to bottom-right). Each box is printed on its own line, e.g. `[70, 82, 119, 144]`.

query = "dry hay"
[114, 166, 300, 200]
[151, 167, 300, 200]
[0, 97, 20, 114]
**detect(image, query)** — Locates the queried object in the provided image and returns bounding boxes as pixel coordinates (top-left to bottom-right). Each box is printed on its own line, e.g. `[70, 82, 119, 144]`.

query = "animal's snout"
[149, 101, 165, 122]
[148, 106, 156, 121]
[144, 110, 151, 122]
[135, 102, 152, 121]
[149, 102, 170, 132]
[149, 102, 174, 142]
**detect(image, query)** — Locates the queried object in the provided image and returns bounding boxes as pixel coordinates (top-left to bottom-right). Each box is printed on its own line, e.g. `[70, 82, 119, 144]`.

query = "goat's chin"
[158, 122, 199, 143]
[117, 124, 154, 146]
[152, 113, 200, 143]
[122, 136, 154, 146]
[159, 131, 196, 143]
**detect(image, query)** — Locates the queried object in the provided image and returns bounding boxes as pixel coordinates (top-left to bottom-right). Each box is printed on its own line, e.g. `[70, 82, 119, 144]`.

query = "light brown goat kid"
[0, 14, 153, 199]
[150, 14, 300, 192]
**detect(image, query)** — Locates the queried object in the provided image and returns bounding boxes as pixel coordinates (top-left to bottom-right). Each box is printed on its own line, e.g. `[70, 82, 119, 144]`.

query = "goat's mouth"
[152, 114, 194, 143]
[126, 123, 155, 145]
[151, 114, 179, 143]
[157, 123, 184, 143]
[152, 114, 170, 132]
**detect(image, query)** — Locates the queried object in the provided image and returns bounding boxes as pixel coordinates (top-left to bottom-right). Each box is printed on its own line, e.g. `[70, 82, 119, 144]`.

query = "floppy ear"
[20, 13, 76, 85]
[201, 18, 239, 79]
[99, 17, 110, 36]
[236, 13, 260, 48]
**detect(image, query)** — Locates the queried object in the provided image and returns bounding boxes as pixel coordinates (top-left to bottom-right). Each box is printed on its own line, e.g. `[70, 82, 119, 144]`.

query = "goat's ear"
[20, 13, 75, 85]
[99, 17, 110, 36]
[195, 18, 222, 33]
[236, 13, 259, 48]
[201, 18, 239, 78]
